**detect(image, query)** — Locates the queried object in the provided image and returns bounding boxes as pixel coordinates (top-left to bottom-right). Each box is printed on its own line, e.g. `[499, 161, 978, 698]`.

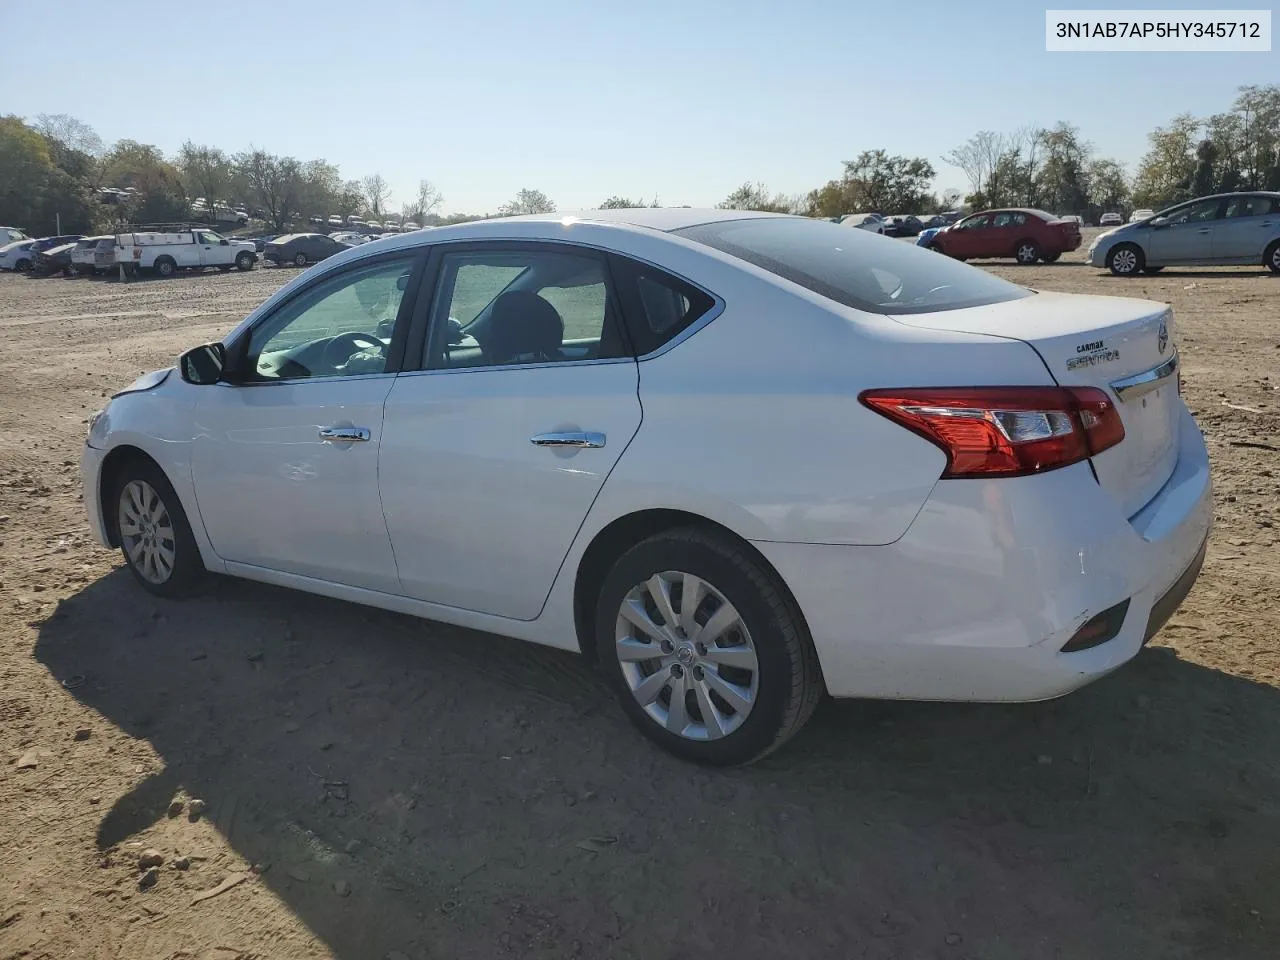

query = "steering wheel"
[321, 331, 385, 369]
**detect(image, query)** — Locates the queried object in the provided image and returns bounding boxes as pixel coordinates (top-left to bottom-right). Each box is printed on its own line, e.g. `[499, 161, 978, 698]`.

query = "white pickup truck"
[115, 229, 258, 277]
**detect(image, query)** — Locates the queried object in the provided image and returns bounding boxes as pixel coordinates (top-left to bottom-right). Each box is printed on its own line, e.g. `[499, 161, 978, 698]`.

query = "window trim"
[607, 252, 721, 360]
[401, 239, 639, 376]
[223, 248, 427, 386]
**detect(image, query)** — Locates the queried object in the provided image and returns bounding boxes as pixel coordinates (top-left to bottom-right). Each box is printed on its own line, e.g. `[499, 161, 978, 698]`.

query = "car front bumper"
[81, 441, 110, 547]
[752, 406, 1212, 702]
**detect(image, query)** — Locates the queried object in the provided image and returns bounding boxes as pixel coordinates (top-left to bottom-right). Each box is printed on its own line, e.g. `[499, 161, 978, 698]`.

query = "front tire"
[235, 252, 254, 271]
[595, 528, 823, 766]
[15, 258, 31, 273]
[293, 252, 308, 267]
[1015, 239, 1041, 264]
[1107, 243, 1144, 276]
[111, 460, 204, 597]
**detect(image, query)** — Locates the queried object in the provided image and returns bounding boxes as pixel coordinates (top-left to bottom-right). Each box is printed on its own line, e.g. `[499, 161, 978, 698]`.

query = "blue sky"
[3, 0, 1276, 213]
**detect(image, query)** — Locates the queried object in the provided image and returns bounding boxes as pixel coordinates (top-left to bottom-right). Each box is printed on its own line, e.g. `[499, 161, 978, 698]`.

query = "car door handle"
[319, 426, 371, 442]
[530, 431, 606, 449]
[1261, 221, 1274, 227]
[1196, 228, 1211, 234]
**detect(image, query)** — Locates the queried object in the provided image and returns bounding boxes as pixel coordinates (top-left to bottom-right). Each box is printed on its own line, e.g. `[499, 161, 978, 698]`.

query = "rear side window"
[675, 217, 1030, 315]
[609, 256, 716, 355]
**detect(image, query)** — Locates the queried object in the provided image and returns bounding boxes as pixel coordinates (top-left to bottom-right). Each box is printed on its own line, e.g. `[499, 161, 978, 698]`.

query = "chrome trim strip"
[1110, 350, 1178, 401]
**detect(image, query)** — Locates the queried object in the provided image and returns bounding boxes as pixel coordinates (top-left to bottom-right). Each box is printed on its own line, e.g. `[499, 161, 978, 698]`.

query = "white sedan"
[81, 209, 1211, 765]
[838, 213, 886, 233]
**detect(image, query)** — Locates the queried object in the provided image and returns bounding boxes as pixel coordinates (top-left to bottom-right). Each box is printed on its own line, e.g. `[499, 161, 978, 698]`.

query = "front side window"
[959, 215, 991, 230]
[1165, 199, 1223, 224]
[425, 249, 624, 370]
[199, 231, 221, 245]
[246, 256, 413, 381]
[675, 216, 1031, 315]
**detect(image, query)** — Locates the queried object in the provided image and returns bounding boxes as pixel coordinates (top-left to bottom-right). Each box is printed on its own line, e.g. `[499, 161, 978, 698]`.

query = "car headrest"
[486, 291, 564, 364]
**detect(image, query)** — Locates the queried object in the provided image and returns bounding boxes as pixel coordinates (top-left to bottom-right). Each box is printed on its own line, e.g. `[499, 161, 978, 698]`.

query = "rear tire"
[14, 258, 31, 273]
[235, 252, 254, 271]
[595, 528, 823, 766]
[154, 256, 176, 278]
[293, 252, 308, 267]
[1015, 239, 1041, 264]
[111, 459, 204, 598]
[1106, 243, 1144, 276]
[1265, 240, 1280, 275]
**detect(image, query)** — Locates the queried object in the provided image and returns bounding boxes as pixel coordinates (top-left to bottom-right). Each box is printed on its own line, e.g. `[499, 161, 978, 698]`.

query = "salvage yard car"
[81, 209, 1211, 765]
[924, 208, 1082, 264]
[71, 236, 117, 275]
[1088, 192, 1280, 276]
[115, 228, 257, 277]
[263, 232, 351, 266]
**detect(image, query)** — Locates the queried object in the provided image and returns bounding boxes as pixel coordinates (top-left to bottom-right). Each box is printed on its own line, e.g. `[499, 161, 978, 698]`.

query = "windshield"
[675, 217, 1031, 315]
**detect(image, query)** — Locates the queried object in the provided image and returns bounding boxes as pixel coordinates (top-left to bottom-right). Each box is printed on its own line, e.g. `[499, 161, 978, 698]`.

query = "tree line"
[718, 84, 1280, 219]
[3, 86, 1278, 237]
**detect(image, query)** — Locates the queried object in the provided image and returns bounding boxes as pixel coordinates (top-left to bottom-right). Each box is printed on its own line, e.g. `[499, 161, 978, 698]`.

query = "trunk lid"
[892, 291, 1181, 518]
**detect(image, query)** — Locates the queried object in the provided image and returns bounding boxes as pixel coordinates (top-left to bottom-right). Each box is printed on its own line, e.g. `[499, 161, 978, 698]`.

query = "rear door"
[1217, 194, 1278, 262]
[1147, 197, 1223, 263]
[379, 241, 642, 620]
[892, 292, 1183, 518]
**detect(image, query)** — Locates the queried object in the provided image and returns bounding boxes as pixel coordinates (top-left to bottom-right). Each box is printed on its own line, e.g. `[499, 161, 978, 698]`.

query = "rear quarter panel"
[592, 259, 1058, 546]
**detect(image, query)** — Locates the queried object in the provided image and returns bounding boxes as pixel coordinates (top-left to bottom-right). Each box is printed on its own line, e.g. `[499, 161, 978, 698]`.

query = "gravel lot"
[2, 238, 1279, 960]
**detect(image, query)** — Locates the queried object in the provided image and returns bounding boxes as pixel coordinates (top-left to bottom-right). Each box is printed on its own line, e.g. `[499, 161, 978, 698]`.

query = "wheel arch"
[98, 445, 168, 547]
[571, 508, 812, 665]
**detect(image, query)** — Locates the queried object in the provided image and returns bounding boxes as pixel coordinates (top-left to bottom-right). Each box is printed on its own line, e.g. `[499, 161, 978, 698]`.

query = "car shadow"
[36, 570, 1280, 959]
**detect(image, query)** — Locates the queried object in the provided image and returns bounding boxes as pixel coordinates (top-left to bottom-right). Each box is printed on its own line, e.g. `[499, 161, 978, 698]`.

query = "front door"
[947, 213, 992, 258]
[379, 243, 642, 620]
[1146, 197, 1223, 264]
[198, 230, 229, 267]
[190, 253, 420, 592]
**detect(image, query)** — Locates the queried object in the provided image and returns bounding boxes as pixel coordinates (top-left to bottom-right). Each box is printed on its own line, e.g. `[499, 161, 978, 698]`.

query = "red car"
[926, 208, 1082, 264]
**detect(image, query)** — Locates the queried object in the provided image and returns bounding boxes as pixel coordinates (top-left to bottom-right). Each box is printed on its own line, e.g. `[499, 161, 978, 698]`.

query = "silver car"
[1088, 192, 1280, 276]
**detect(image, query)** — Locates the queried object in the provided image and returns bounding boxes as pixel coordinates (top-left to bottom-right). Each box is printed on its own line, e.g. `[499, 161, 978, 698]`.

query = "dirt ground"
[1, 234, 1278, 960]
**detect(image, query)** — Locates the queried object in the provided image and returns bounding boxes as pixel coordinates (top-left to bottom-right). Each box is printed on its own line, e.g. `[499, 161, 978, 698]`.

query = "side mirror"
[396, 273, 409, 291]
[1150, 216, 1169, 228]
[179, 342, 227, 385]
[220, 238, 229, 246]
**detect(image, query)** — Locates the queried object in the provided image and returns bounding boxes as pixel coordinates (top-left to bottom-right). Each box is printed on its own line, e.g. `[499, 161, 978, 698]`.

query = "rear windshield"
[675, 217, 1031, 315]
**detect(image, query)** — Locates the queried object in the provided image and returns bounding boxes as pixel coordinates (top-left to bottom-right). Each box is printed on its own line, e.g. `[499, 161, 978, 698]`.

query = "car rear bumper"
[752, 405, 1212, 701]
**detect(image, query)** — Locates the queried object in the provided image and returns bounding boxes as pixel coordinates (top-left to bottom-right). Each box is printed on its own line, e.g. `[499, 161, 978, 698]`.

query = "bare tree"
[33, 113, 104, 156]
[939, 188, 964, 209]
[943, 130, 1006, 198]
[499, 188, 555, 215]
[361, 173, 392, 218]
[401, 179, 444, 222]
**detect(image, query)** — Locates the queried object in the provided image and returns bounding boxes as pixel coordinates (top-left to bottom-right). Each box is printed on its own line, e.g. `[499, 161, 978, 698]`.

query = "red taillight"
[860, 386, 1125, 478]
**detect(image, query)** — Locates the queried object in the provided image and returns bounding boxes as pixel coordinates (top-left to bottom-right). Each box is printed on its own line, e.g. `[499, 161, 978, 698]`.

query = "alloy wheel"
[614, 570, 759, 740]
[1017, 243, 1037, 264]
[1111, 248, 1138, 274]
[118, 480, 176, 585]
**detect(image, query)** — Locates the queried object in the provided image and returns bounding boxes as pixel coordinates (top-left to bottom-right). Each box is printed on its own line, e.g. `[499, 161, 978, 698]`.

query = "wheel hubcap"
[118, 480, 176, 584]
[1114, 250, 1137, 272]
[615, 570, 759, 741]
[1019, 245, 1035, 262]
